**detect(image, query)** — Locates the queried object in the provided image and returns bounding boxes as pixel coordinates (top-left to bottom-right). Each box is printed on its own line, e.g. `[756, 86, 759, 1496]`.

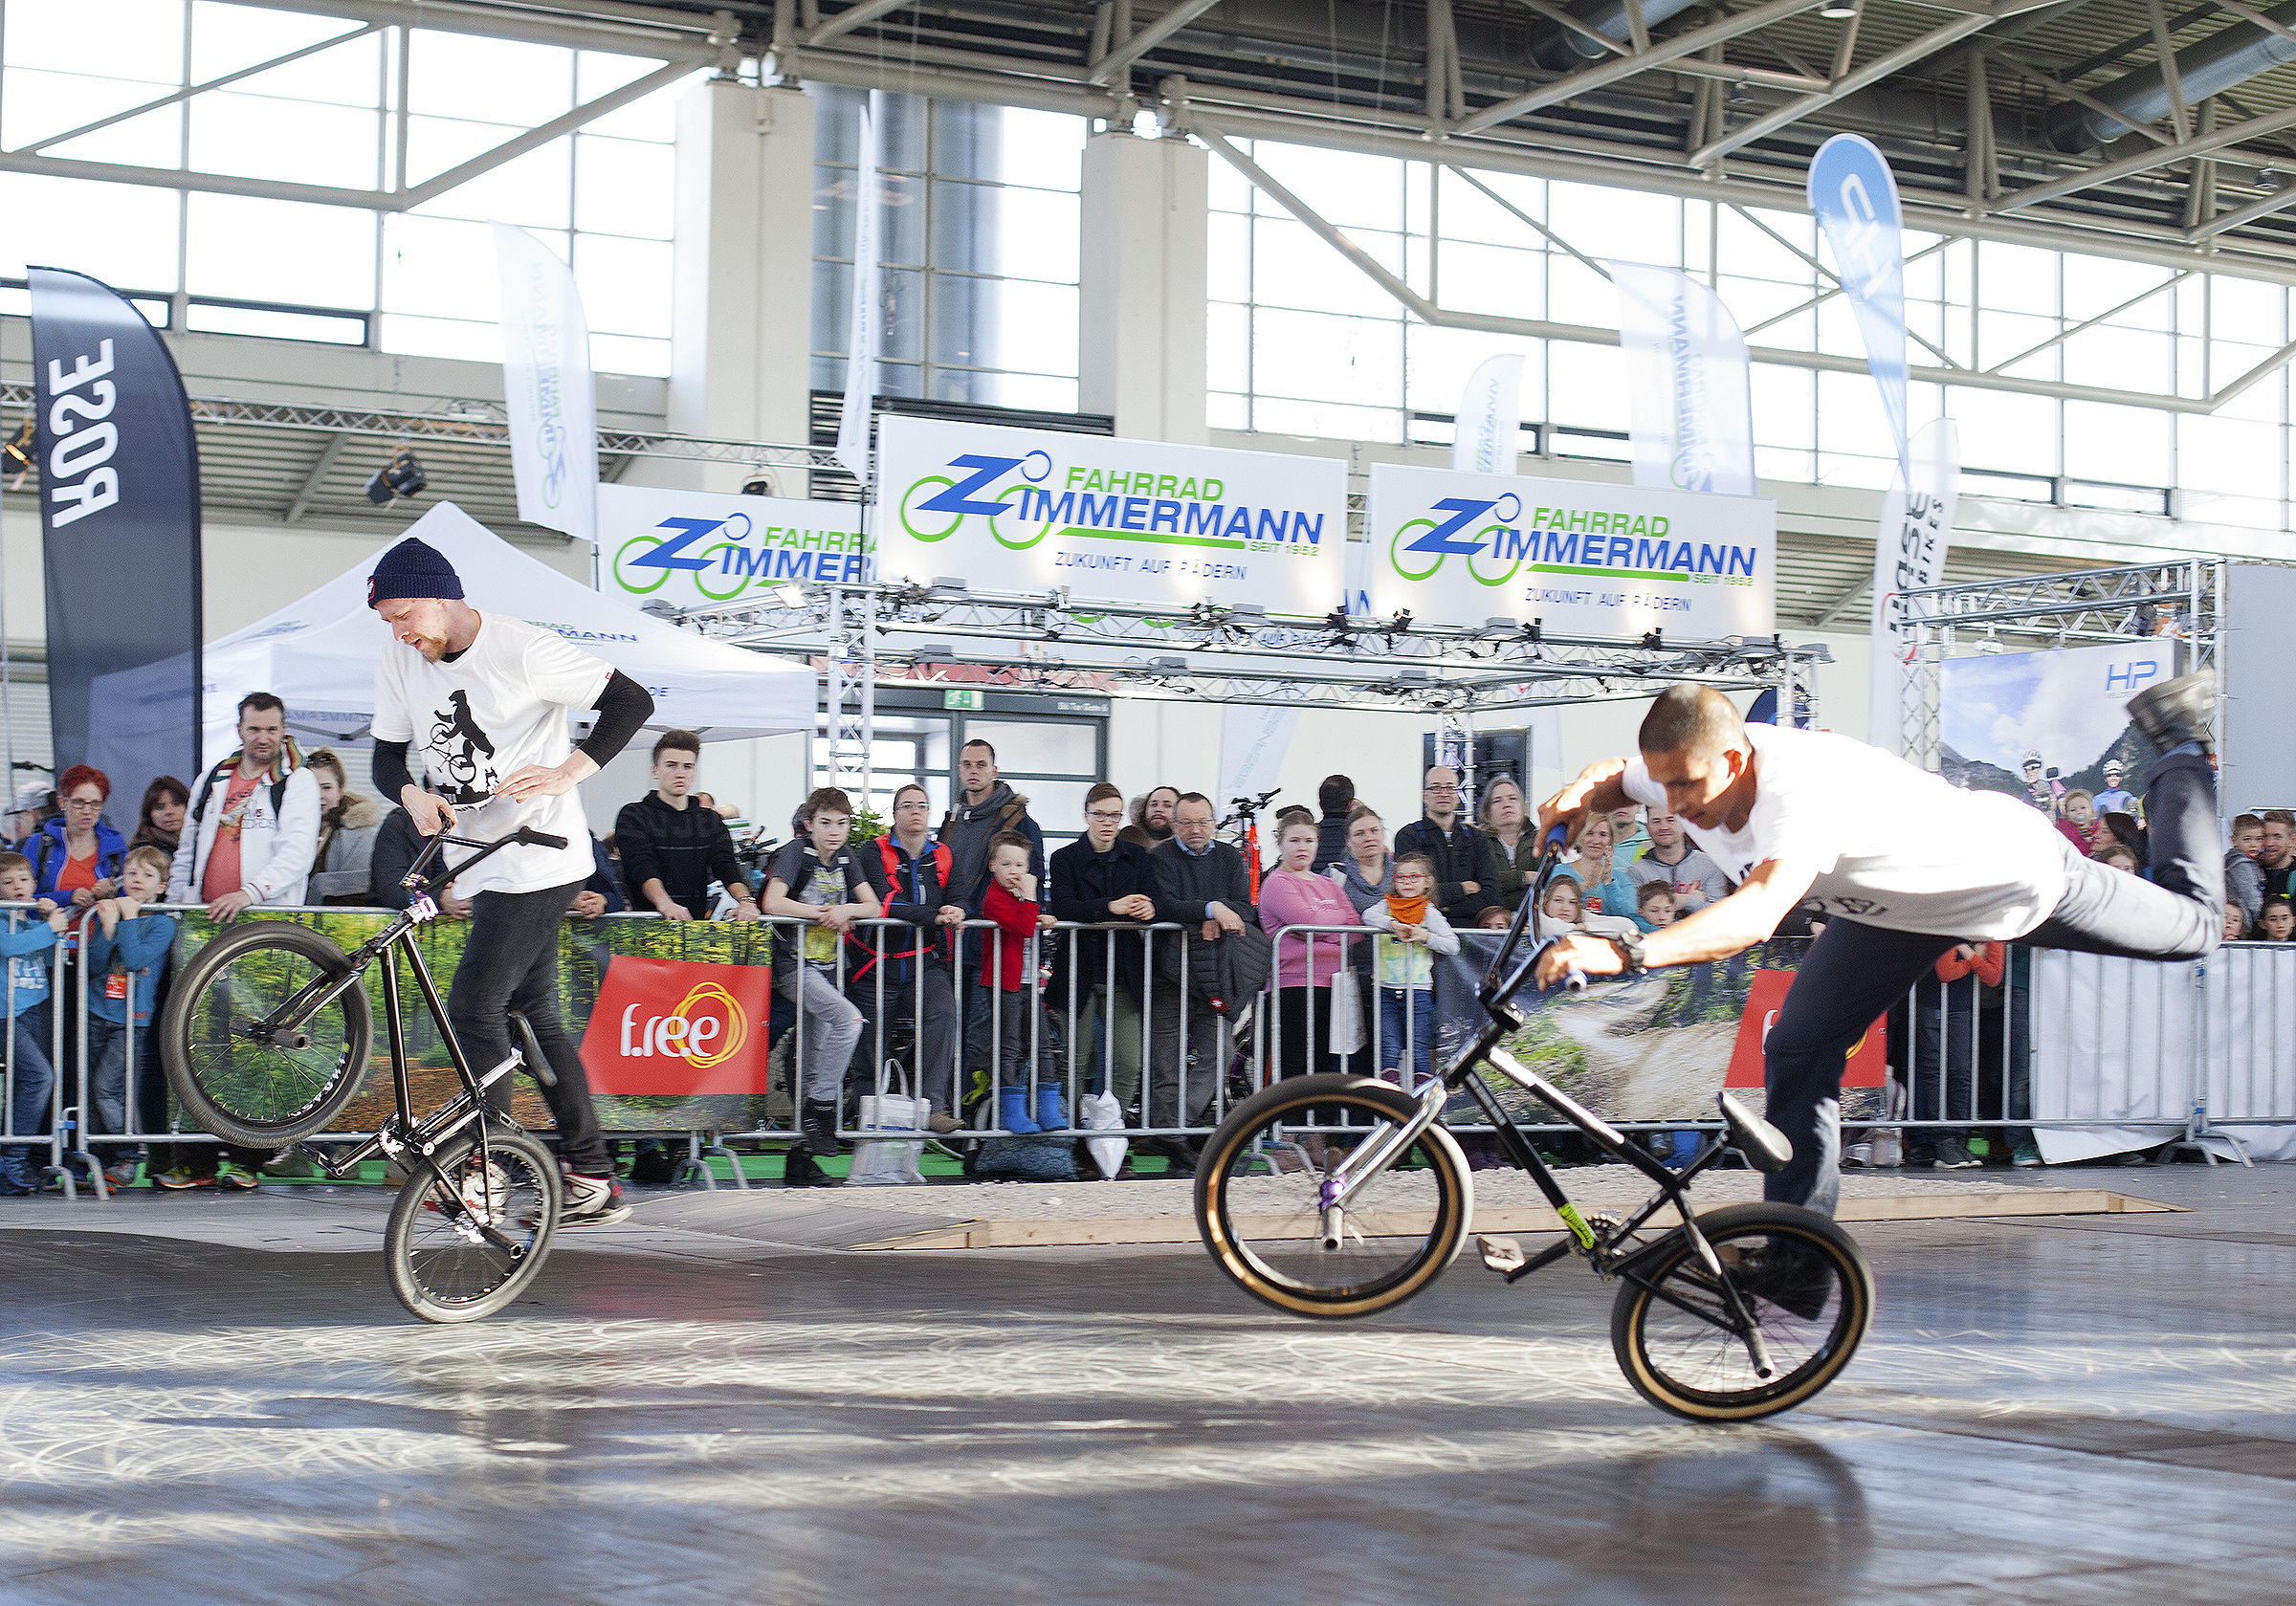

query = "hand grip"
[1544, 824, 1570, 851]
[518, 828, 570, 850]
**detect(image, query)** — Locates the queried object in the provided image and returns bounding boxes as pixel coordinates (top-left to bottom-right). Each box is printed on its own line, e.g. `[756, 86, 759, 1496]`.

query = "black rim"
[1630, 1227, 1859, 1406]
[177, 934, 363, 1136]
[400, 1142, 551, 1308]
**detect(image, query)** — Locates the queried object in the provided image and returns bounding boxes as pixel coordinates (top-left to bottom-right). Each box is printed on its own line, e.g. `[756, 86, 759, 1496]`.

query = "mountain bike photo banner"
[167, 912, 784, 1135]
[1427, 933, 1886, 1128]
[1364, 463, 1776, 640]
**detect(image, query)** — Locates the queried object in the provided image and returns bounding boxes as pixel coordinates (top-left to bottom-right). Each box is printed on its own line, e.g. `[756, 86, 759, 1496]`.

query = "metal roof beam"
[1998, 101, 2296, 211]
[1088, 0, 1229, 86]
[1452, 0, 1832, 136]
[1689, 9, 2003, 167]
[804, 0, 916, 49]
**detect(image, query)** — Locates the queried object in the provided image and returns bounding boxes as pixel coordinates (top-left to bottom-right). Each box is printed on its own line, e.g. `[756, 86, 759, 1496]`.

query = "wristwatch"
[1605, 929, 1648, 976]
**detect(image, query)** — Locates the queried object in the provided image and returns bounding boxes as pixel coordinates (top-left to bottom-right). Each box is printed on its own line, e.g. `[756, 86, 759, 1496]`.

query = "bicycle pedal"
[1477, 1234, 1528, 1274]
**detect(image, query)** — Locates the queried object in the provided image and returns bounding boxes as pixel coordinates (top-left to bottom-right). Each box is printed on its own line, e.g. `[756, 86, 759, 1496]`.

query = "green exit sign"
[942, 688, 984, 711]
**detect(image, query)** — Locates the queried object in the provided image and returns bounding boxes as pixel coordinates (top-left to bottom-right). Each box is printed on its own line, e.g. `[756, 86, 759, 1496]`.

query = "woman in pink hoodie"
[1258, 815, 1365, 1080]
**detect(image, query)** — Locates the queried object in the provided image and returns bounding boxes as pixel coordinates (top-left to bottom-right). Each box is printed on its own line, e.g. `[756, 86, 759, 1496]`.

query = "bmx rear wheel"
[1195, 1074, 1472, 1320]
[385, 1130, 560, 1324]
[1611, 1202, 1873, 1421]
[160, 920, 374, 1148]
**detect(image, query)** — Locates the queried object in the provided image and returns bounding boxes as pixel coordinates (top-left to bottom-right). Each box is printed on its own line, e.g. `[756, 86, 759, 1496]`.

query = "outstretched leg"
[2020, 743, 2221, 961]
[1766, 920, 1957, 1217]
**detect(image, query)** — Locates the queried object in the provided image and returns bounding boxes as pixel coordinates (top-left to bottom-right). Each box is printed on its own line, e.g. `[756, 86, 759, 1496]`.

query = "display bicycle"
[160, 823, 574, 1323]
[1193, 831, 1875, 1421]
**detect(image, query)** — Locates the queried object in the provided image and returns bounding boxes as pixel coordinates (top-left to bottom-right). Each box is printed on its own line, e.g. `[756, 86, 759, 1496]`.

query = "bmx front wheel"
[1610, 1201, 1873, 1421]
[384, 1130, 560, 1324]
[1195, 1074, 1472, 1320]
[160, 919, 374, 1149]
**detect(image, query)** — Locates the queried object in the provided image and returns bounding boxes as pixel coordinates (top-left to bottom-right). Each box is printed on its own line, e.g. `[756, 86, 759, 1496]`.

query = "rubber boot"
[1033, 1086, 1068, 1133]
[784, 1099, 845, 1188]
[997, 1087, 1041, 1134]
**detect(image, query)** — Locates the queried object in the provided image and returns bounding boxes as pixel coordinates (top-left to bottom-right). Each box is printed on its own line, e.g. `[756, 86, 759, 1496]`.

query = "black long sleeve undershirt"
[371, 671, 655, 804]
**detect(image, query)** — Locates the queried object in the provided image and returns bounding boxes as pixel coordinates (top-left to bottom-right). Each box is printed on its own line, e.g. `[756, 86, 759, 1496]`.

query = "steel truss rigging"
[667, 578, 1821, 712]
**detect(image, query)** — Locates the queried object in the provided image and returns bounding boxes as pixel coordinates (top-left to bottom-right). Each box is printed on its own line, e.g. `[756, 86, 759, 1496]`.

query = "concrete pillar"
[653, 79, 817, 491]
[1078, 131, 1208, 445]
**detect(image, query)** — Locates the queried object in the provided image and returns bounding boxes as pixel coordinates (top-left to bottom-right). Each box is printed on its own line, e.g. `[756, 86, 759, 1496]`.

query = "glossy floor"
[0, 1164, 2289, 1605]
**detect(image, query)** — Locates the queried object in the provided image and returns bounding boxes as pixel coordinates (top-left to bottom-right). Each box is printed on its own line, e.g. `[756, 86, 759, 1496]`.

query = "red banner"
[579, 955, 775, 1096]
[1724, 968, 1888, 1089]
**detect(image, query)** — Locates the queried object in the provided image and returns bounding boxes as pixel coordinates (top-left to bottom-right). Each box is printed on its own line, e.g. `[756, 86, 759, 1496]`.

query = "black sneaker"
[2126, 672, 2214, 756]
[1729, 1242, 1833, 1321]
[1932, 1135, 1982, 1170]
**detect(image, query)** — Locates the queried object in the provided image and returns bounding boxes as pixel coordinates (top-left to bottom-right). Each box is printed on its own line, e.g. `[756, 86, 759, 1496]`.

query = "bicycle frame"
[237, 826, 562, 1255]
[1308, 829, 1777, 1369]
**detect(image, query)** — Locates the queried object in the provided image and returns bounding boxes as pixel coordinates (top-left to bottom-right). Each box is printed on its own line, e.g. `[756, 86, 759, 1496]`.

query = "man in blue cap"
[367, 535, 656, 1225]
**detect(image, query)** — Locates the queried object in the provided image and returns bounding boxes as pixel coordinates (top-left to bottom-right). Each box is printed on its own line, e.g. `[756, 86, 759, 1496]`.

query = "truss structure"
[673, 577, 1822, 712]
[1895, 558, 2222, 769]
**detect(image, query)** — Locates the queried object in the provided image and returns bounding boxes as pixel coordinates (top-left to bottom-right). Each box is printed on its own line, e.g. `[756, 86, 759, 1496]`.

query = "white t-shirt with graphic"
[1621, 723, 2067, 940]
[373, 610, 610, 896]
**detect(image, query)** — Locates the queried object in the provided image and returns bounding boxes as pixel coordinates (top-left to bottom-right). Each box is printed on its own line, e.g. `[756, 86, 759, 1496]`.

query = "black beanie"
[367, 537, 463, 606]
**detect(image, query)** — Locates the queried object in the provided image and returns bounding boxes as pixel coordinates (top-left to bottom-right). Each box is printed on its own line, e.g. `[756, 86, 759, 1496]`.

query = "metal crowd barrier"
[8, 894, 2291, 1199]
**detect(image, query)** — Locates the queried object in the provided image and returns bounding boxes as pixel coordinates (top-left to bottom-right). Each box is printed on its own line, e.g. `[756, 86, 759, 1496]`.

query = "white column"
[651, 79, 817, 492]
[1078, 130, 1208, 445]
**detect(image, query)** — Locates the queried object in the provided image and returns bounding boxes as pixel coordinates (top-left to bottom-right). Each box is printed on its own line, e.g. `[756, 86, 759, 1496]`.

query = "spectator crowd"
[2, 684, 2287, 1193]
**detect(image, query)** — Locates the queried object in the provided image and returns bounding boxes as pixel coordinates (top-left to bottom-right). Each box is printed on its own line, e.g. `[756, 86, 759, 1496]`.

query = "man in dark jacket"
[1312, 774, 1355, 873]
[1049, 781, 1159, 1123]
[938, 738, 1048, 1082]
[1144, 792, 1253, 1176]
[613, 730, 761, 921]
[1397, 764, 1507, 929]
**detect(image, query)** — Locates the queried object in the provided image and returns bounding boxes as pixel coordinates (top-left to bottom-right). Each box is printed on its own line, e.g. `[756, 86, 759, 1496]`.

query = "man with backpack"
[166, 692, 321, 921]
[860, 782, 966, 1133]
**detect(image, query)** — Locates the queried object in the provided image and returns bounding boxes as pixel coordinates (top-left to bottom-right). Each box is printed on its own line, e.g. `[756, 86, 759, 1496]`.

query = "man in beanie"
[367, 535, 656, 1226]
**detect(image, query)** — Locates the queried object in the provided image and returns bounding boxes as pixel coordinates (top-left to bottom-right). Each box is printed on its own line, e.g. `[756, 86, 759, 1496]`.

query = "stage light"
[1148, 655, 1188, 673]
[364, 446, 426, 505]
[1819, 1, 1856, 16]
[741, 470, 779, 496]
[914, 643, 954, 662]
[773, 583, 810, 608]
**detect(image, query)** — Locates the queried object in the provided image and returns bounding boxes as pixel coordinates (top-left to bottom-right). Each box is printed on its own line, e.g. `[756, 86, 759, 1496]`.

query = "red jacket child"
[980, 880, 1043, 990]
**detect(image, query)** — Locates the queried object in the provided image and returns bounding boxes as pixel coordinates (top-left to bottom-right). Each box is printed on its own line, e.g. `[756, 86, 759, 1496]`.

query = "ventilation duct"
[2048, 4, 2296, 150]
[1530, 0, 1705, 72]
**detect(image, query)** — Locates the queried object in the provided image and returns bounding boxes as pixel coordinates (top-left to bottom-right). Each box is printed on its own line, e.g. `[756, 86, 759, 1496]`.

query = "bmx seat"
[1715, 1089, 1793, 1174]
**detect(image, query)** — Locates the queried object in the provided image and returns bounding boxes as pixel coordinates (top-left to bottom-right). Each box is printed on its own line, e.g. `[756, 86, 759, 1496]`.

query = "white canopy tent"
[149, 502, 815, 772]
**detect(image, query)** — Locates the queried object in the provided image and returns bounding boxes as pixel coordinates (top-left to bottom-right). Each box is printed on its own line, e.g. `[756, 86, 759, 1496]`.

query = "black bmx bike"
[159, 825, 573, 1323]
[1194, 833, 1875, 1420]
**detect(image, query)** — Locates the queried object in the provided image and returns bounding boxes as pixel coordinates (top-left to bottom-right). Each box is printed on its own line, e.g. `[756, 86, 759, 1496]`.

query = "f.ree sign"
[579, 955, 775, 1096]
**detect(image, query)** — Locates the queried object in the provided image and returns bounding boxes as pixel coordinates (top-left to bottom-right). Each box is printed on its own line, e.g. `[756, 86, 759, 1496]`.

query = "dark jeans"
[1766, 748, 2219, 1216]
[7, 1004, 54, 1146]
[1909, 974, 1978, 1152]
[451, 878, 610, 1175]
[859, 958, 960, 1117]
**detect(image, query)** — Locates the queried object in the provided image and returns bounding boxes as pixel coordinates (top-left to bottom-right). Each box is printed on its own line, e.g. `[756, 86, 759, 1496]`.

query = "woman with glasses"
[31, 764, 126, 909]
[1049, 781, 1161, 1137]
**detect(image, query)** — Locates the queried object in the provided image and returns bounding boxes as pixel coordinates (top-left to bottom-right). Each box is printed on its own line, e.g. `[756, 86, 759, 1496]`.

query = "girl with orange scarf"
[1359, 853, 1460, 1088]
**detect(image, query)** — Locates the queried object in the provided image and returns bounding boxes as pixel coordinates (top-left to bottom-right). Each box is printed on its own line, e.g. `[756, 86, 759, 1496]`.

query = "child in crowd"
[1359, 853, 1457, 1089]
[0, 851, 67, 1196]
[1636, 880, 1677, 933]
[2258, 896, 2295, 942]
[2094, 842, 2142, 875]
[762, 786, 884, 1186]
[84, 847, 178, 1189]
[980, 831, 1064, 1133]
[2223, 903, 2250, 942]
[2226, 813, 2265, 927]
[2056, 789, 2102, 855]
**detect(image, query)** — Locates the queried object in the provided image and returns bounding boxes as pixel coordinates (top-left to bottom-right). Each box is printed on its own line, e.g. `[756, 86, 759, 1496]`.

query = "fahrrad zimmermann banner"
[873, 415, 1349, 616]
[1364, 462, 1776, 640]
[30, 268, 202, 827]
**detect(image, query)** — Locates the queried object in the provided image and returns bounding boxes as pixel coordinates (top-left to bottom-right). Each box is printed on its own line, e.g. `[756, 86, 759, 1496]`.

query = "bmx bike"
[160, 824, 573, 1323]
[1193, 831, 1875, 1420]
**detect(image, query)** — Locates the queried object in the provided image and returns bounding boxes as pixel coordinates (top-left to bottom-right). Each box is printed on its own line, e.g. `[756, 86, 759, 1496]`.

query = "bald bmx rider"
[1534, 678, 2222, 1217]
